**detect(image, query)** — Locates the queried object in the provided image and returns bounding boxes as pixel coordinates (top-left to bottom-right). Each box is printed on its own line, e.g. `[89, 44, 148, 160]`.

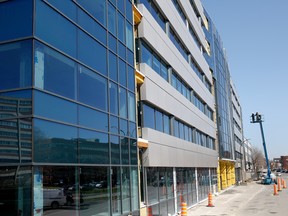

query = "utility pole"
[250, 112, 272, 184]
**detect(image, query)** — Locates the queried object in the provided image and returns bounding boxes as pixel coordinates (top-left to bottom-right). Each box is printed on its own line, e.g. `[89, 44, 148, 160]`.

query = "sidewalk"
[187, 180, 287, 216]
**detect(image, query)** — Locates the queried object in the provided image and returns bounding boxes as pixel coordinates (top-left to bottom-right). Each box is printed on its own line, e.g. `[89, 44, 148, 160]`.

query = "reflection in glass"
[34, 119, 77, 163]
[78, 105, 108, 132]
[110, 135, 120, 164]
[121, 137, 129, 165]
[0, 0, 32, 41]
[78, 30, 107, 76]
[146, 167, 159, 204]
[36, 0, 77, 57]
[0, 91, 32, 164]
[122, 167, 131, 213]
[79, 129, 109, 164]
[0, 40, 32, 91]
[130, 139, 137, 165]
[34, 91, 77, 124]
[131, 167, 139, 211]
[80, 167, 110, 216]
[79, 66, 108, 111]
[34, 41, 77, 100]
[0, 166, 32, 216]
[111, 167, 122, 215]
[109, 82, 118, 115]
[119, 87, 127, 118]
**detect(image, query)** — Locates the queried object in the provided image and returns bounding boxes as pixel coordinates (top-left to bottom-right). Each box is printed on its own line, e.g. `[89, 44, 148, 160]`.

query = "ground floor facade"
[140, 167, 217, 216]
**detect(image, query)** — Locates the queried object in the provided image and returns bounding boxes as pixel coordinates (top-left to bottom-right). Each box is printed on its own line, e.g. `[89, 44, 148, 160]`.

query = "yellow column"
[220, 161, 227, 189]
[231, 164, 236, 185]
[217, 161, 221, 191]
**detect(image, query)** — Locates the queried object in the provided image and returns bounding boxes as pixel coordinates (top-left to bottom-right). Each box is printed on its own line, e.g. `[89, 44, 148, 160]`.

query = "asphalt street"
[188, 173, 288, 216]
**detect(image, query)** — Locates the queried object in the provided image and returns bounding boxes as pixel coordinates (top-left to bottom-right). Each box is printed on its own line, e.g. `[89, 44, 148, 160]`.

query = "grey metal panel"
[137, 3, 213, 84]
[137, 11, 215, 110]
[142, 128, 218, 168]
[140, 63, 216, 138]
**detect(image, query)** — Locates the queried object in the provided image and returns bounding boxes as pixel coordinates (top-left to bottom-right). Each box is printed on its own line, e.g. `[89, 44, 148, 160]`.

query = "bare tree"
[251, 146, 266, 172]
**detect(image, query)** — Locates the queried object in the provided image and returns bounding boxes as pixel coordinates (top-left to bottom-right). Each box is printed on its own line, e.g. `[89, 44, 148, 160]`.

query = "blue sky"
[201, 0, 288, 159]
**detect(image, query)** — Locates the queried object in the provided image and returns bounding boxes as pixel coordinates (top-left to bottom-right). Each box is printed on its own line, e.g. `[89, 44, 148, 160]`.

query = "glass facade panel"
[119, 58, 127, 87]
[108, 2, 116, 35]
[80, 167, 110, 216]
[0, 166, 32, 216]
[128, 92, 136, 122]
[79, 129, 109, 164]
[78, 7, 107, 45]
[111, 167, 122, 215]
[109, 51, 118, 82]
[0, 90, 32, 119]
[122, 167, 131, 213]
[146, 167, 159, 204]
[143, 104, 155, 129]
[78, 105, 108, 132]
[36, 0, 77, 57]
[130, 138, 137, 165]
[76, 0, 106, 26]
[121, 137, 129, 165]
[34, 91, 77, 124]
[79, 66, 108, 111]
[109, 82, 119, 115]
[155, 110, 163, 132]
[110, 135, 120, 164]
[0, 118, 32, 163]
[34, 119, 77, 163]
[0, 0, 32, 41]
[119, 87, 127, 118]
[127, 66, 135, 92]
[0, 40, 32, 91]
[78, 30, 107, 75]
[118, 13, 125, 43]
[34, 41, 77, 100]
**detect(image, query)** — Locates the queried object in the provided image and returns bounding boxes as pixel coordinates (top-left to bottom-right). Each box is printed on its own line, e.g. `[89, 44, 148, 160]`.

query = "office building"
[203, 9, 236, 190]
[230, 81, 245, 183]
[135, 0, 218, 215]
[0, 0, 139, 215]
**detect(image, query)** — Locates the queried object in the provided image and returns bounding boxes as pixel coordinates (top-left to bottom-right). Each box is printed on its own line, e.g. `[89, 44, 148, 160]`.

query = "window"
[109, 82, 119, 115]
[126, 22, 133, 50]
[76, 0, 106, 26]
[34, 119, 77, 163]
[79, 66, 108, 111]
[78, 30, 107, 76]
[79, 105, 108, 132]
[34, 91, 77, 124]
[108, 2, 116, 35]
[109, 51, 118, 82]
[34, 41, 76, 100]
[119, 59, 127, 87]
[155, 111, 163, 132]
[0, 0, 32, 41]
[118, 13, 125, 43]
[0, 40, 32, 91]
[128, 92, 136, 122]
[119, 87, 128, 118]
[79, 129, 109, 164]
[143, 104, 155, 129]
[36, 0, 77, 57]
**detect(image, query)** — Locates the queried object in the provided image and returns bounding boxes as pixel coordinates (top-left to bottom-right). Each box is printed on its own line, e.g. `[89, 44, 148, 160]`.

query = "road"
[188, 173, 288, 216]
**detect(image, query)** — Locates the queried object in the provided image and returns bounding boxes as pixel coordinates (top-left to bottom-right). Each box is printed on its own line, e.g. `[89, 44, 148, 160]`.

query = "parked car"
[43, 188, 66, 209]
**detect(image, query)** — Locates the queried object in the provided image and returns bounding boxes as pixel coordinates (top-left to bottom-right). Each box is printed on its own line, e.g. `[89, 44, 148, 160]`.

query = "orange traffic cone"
[207, 192, 214, 207]
[273, 183, 278, 196]
[181, 202, 187, 216]
[278, 178, 282, 192]
[147, 206, 152, 216]
[282, 178, 286, 189]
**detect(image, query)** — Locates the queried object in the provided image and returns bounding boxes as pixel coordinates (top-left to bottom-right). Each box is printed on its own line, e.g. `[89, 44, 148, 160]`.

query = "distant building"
[280, 156, 288, 170]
